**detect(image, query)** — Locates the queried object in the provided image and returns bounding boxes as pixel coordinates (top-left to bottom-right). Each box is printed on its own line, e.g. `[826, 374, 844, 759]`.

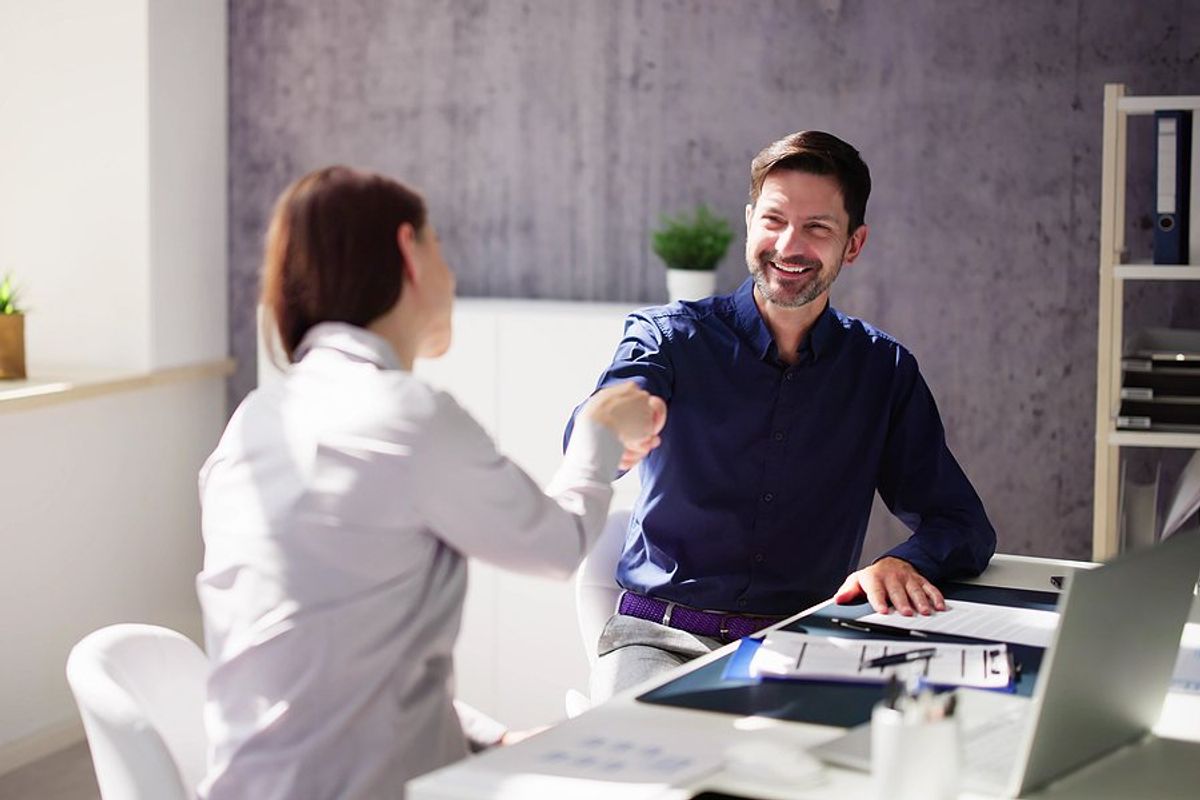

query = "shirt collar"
[293, 322, 403, 371]
[730, 277, 838, 363]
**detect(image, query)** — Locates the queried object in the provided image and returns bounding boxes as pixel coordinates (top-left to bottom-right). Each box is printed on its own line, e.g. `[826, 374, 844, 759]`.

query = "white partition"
[417, 300, 642, 728]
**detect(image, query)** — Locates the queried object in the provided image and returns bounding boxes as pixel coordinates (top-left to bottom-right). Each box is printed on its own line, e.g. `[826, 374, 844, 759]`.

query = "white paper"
[1162, 450, 1200, 540]
[859, 599, 1060, 648]
[749, 631, 1013, 689]
[1172, 622, 1200, 694]
[473, 729, 719, 788]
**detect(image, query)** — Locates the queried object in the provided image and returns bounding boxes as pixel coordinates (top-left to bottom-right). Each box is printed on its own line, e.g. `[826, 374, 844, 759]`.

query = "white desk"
[409, 555, 1200, 800]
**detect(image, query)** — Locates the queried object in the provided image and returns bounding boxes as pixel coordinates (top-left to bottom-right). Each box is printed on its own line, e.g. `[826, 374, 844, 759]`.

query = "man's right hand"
[580, 382, 667, 468]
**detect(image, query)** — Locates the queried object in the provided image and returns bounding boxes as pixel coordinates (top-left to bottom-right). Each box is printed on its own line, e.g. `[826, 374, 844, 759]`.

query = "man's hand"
[833, 557, 945, 616]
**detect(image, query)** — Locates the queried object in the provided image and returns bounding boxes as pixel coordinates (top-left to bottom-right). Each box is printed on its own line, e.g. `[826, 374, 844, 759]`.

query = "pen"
[865, 647, 937, 669]
[828, 617, 930, 639]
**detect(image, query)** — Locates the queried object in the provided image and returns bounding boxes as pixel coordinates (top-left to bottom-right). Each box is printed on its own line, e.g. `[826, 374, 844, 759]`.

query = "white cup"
[871, 702, 960, 800]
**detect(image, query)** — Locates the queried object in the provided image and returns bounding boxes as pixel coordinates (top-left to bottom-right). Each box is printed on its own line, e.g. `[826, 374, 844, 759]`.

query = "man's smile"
[771, 261, 815, 275]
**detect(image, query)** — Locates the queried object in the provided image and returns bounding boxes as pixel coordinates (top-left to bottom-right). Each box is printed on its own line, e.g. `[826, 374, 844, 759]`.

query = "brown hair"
[260, 166, 427, 361]
[748, 131, 871, 232]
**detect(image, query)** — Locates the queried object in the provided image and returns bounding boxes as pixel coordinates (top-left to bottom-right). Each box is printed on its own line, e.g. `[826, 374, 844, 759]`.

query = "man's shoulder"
[829, 308, 912, 359]
[629, 294, 731, 336]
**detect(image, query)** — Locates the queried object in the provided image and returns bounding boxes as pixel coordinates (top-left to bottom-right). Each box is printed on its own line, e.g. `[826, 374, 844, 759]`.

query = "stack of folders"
[1118, 327, 1200, 433]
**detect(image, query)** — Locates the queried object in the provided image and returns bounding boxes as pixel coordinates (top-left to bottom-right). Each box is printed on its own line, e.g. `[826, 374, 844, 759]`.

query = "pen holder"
[870, 701, 960, 800]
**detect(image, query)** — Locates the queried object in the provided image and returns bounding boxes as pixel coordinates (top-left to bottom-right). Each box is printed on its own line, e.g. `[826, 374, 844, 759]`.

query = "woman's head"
[261, 166, 438, 361]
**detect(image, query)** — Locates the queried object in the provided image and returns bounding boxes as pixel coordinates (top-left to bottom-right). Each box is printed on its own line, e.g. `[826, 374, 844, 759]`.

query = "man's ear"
[745, 203, 754, 231]
[842, 223, 869, 265]
[396, 223, 419, 284]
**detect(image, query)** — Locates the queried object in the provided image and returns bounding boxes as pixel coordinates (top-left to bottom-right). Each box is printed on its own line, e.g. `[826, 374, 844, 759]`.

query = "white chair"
[66, 624, 209, 800]
[565, 509, 630, 717]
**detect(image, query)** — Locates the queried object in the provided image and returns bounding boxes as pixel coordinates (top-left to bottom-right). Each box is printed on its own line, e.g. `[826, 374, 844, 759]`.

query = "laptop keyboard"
[961, 703, 1029, 788]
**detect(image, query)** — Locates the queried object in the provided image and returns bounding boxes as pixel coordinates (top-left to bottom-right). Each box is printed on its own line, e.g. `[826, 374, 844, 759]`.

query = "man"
[567, 130, 996, 702]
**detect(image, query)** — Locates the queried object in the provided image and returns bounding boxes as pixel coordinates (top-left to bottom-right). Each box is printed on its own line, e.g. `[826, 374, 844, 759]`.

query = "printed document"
[748, 631, 1014, 689]
[859, 599, 1060, 648]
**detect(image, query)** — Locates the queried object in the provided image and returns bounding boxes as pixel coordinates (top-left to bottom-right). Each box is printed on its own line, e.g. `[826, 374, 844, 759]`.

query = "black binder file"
[1155, 109, 1192, 264]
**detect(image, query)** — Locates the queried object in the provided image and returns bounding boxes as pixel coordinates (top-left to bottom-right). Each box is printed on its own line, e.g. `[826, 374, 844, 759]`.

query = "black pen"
[828, 617, 930, 639]
[865, 647, 937, 668]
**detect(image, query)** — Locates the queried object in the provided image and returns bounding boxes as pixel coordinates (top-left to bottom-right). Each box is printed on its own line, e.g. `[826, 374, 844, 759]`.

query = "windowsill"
[0, 358, 234, 413]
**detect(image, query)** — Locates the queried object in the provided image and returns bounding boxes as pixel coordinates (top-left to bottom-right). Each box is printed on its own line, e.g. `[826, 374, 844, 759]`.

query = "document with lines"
[858, 599, 1059, 647]
[748, 631, 1013, 689]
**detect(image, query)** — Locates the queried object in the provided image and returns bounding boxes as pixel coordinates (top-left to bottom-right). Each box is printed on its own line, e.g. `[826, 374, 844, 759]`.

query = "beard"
[747, 248, 841, 308]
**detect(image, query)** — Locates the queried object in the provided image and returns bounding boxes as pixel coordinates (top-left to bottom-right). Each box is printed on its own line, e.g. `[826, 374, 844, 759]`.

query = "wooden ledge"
[0, 358, 234, 414]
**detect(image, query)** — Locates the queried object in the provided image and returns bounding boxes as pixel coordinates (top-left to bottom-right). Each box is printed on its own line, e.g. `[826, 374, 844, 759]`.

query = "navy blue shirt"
[566, 278, 995, 616]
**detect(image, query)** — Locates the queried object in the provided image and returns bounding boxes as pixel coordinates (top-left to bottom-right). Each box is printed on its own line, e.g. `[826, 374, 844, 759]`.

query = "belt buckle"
[661, 601, 676, 627]
[718, 614, 733, 641]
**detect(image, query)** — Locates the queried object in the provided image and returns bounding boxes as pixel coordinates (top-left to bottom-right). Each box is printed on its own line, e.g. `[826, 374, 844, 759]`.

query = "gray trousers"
[589, 614, 723, 705]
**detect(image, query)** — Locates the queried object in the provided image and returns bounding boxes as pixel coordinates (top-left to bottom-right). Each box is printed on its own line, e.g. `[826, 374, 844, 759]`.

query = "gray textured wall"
[229, 0, 1200, 559]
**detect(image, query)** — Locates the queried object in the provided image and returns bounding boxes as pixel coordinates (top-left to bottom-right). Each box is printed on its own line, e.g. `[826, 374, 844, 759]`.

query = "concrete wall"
[230, 0, 1200, 560]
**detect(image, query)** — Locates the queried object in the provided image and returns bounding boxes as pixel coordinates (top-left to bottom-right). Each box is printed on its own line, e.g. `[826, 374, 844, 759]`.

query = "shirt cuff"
[558, 415, 623, 485]
[454, 699, 507, 753]
[877, 542, 939, 581]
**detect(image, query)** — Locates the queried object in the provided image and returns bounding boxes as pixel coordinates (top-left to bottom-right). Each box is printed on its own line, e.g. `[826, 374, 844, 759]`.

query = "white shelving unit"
[1093, 84, 1200, 560]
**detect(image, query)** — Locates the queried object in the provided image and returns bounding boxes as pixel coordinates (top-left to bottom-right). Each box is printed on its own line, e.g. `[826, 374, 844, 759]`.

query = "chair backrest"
[66, 624, 209, 800]
[575, 509, 631, 665]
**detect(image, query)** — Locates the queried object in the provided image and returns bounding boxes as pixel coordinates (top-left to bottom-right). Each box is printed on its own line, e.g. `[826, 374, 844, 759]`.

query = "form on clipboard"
[749, 631, 1014, 689]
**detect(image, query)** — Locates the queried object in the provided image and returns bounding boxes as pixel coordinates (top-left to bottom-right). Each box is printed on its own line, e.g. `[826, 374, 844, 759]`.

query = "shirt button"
[772, 431, 785, 442]
[785, 372, 796, 382]
[754, 553, 765, 563]
[738, 599, 749, 608]
[762, 492, 774, 503]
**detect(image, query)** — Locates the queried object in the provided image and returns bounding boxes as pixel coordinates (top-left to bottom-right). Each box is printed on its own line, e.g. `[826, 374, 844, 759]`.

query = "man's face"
[745, 170, 867, 309]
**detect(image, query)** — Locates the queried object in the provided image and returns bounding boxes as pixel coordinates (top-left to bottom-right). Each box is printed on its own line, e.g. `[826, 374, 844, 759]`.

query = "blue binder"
[1155, 109, 1192, 264]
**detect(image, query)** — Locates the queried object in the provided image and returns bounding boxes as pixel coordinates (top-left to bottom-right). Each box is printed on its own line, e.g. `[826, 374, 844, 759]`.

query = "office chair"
[66, 624, 209, 800]
[565, 508, 630, 717]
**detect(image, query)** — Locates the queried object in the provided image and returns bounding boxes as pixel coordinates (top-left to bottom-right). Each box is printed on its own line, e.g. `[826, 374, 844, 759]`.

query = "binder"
[1154, 109, 1192, 264]
[1193, 111, 1200, 265]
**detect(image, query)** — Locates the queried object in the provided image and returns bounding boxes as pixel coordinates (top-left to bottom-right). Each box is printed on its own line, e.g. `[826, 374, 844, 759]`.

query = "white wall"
[148, 0, 229, 368]
[0, 0, 229, 771]
[0, 379, 226, 766]
[0, 0, 227, 371]
[0, 0, 151, 369]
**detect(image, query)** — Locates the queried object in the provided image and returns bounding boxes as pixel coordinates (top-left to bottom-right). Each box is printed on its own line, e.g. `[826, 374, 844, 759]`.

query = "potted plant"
[651, 205, 734, 301]
[0, 274, 26, 379]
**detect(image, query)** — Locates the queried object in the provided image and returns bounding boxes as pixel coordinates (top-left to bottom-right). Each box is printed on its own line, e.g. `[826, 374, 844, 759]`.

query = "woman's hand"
[581, 382, 667, 468]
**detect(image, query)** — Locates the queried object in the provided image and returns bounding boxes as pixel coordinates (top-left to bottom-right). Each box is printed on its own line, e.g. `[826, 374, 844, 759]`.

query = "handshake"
[580, 382, 667, 471]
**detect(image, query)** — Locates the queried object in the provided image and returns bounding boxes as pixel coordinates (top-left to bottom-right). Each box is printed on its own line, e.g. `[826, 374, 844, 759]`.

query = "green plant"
[0, 274, 22, 315]
[651, 205, 734, 272]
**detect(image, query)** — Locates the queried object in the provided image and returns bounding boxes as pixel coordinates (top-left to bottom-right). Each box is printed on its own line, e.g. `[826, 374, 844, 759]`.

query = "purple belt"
[618, 590, 785, 643]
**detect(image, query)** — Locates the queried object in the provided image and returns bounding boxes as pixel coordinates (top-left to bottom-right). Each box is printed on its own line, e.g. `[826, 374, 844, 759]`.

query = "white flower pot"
[665, 269, 717, 302]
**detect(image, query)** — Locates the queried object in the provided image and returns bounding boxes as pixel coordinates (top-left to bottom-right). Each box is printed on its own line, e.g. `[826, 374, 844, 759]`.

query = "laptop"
[810, 531, 1200, 797]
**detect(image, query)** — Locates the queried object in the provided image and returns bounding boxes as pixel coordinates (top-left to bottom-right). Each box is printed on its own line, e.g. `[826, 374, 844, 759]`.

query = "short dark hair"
[748, 131, 871, 232]
[260, 166, 427, 361]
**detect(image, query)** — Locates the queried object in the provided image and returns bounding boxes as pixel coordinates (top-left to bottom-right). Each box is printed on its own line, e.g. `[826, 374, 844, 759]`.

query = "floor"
[0, 742, 99, 800]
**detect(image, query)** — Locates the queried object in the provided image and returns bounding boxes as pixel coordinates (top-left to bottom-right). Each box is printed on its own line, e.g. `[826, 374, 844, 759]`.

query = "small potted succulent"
[0, 274, 26, 379]
[651, 205, 734, 301]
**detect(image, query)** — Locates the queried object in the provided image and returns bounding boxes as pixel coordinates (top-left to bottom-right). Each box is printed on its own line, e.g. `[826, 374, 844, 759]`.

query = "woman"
[197, 166, 665, 799]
